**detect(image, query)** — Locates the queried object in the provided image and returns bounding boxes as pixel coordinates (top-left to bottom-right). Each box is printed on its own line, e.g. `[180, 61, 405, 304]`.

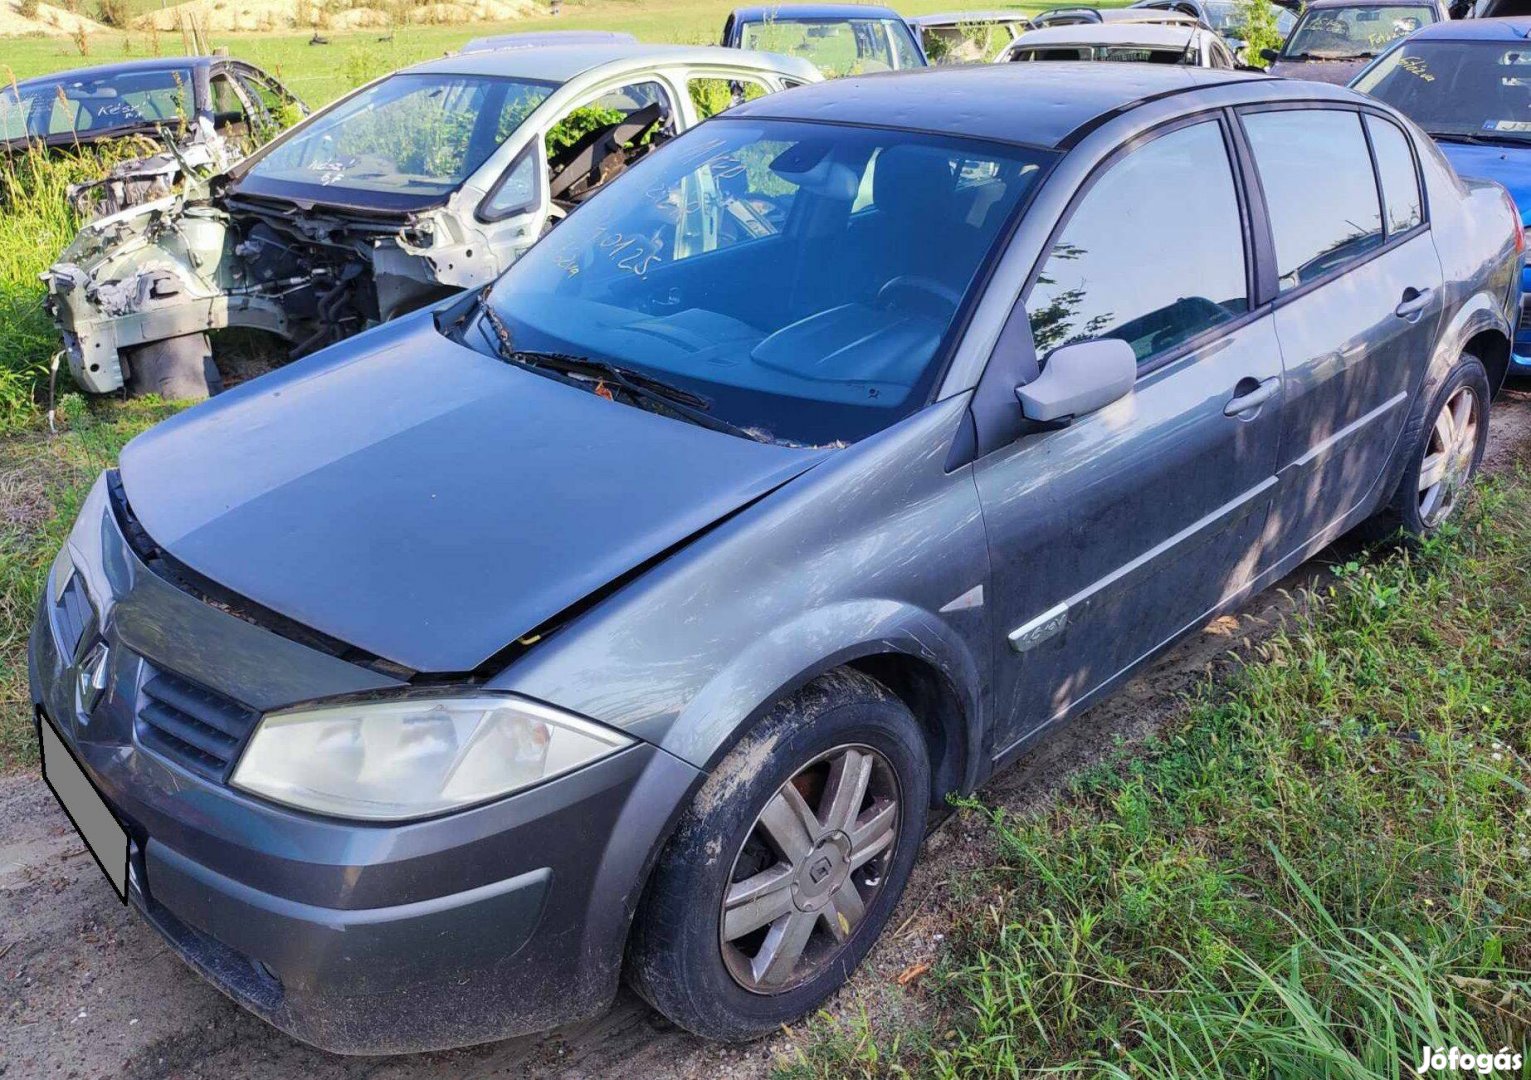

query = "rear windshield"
[0, 68, 193, 143]
[1010, 44, 1192, 62]
[740, 18, 926, 75]
[235, 72, 554, 210]
[1282, 5, 1435, 60]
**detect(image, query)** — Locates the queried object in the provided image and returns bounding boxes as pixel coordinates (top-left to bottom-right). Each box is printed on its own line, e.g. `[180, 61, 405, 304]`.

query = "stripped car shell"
[44, 45, 819, 397]
[3, 57, 305, 220]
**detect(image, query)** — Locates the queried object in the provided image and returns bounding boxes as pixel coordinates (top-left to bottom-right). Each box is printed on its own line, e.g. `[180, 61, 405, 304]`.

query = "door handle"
[1395, 286, 1433, 319]
[1224, 376, 1280, 417]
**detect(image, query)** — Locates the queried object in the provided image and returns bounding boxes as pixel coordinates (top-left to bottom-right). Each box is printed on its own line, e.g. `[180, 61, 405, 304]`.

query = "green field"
[2, 0, 1058, 108]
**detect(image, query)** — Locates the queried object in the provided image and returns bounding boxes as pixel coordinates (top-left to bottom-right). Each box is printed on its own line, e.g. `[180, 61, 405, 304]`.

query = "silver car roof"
[406, 42, 819, 83]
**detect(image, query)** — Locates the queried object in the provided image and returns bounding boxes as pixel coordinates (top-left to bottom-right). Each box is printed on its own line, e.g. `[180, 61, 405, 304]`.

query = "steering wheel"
[876, 275, 962, 319]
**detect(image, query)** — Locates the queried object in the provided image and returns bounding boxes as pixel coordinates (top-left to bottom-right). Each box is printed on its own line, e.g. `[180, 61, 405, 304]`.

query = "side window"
[1365, 114, 1424, 235]
[480, 149, 539, 222]
[1026, 120, 1249, 364]
[237, 72, 302, 133]
[1243, 109, 1384, 291]
[209, 74, 247, 129]
[544, 81, 675, 206]
[688, 77, 768, 120]
[545, 81, 673, 158]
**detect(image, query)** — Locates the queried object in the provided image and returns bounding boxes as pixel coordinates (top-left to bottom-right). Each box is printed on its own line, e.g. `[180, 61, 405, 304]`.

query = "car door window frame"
[1232, 102, 1430, 313]
[1020, 109, 1260, 380]
[959, 108, 1264, 466]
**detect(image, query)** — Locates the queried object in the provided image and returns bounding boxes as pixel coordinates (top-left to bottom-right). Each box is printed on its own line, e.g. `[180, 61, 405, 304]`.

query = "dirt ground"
[3, 389, 1528, 1080]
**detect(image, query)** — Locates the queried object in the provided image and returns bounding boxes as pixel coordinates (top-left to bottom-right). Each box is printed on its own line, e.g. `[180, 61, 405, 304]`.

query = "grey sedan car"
[31, 64, 1519, 1053]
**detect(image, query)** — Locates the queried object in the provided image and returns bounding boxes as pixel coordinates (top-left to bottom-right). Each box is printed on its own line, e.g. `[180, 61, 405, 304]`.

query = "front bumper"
[29, 477, 698, 1054]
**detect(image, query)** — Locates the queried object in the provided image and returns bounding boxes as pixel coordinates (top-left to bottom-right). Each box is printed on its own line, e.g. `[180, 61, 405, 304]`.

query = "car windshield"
[1011, 43, 1194, 62]
[1283, 5, 1433, 59]
[740, 18, 925, 75]
[0, 68, 193, 143]
[1202, 0, 1296, 35]
[236, 72, 555, 209]
[474, 119, 1053, 446]
[1354, 39, 1531, 141]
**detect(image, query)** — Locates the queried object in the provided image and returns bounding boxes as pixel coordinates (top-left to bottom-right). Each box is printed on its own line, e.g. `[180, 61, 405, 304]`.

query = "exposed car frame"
[43, 45, 819, 398]
[2, 56, 305, 219]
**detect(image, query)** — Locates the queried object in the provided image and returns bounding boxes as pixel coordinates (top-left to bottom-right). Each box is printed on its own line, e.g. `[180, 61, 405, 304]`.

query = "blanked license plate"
[39, 718, 128, 902]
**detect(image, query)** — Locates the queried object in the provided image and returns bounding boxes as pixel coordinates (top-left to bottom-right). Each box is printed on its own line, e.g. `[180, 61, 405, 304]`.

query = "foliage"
[1234, 0, 1286, 66]
[782, 482, 1531, 1076]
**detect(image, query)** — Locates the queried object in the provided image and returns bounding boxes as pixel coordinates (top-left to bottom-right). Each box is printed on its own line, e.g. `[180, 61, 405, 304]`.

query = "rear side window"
[1025, 120, 1249, 364]
[1243, 109, 1383, 291]
[1365, 114, 1423, 235]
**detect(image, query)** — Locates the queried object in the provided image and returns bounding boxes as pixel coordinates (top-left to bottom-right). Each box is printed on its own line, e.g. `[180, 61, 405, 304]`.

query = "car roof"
[458, 30, 639, 54]
[1406, 13, 1531, 37]
[726, 62, 1264, 148]
[910, 10, 1033, 26]
[728, 4, 904, 20]
[12, 56, 217, 89]
[406, 42, 815, 82]
[1012, 21, 1205, 45]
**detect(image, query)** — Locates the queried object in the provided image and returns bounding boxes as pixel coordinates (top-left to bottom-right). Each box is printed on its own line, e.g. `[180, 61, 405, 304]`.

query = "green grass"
[0, 397, 177, 770]
[779, 482, 1531, 1078]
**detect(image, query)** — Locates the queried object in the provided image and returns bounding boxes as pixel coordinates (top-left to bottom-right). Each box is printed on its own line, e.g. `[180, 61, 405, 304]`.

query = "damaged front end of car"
[45, 169, 541, 396]
[64, 118, 239, 221]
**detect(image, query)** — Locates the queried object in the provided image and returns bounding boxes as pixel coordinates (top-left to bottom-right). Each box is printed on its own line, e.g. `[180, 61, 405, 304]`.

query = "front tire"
[1370, 353, 1491, 539]
[626, 669, 930, 1041]
[123, 332, 222, 401]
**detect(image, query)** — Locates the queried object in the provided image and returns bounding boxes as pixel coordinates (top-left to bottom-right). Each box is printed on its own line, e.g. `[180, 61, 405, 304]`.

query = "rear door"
[972, 114, 1285, 752]
[1236, 106, 1443, 567]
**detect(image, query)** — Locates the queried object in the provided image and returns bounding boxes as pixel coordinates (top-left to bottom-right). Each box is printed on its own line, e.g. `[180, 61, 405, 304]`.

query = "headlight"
[230, 695, 633, 821]
[50, 543, 76, 604]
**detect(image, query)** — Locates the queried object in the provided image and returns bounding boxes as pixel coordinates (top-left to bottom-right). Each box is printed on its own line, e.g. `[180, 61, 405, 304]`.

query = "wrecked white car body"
[45, 45, 819, 398]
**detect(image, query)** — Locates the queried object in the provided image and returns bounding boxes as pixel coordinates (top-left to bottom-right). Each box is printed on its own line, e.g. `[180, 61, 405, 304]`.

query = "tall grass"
[0, 146, 108, 432]
[783, 483, 1531, 1078]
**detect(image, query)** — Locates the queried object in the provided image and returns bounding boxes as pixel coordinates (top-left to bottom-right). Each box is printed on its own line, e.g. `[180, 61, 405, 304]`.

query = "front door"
[973, 115, 1285, 752]
[1238, 106, 1445, 565]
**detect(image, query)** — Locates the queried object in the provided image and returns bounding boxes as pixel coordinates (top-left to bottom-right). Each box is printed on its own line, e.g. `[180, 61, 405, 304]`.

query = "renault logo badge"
[77, 642, 110, 715]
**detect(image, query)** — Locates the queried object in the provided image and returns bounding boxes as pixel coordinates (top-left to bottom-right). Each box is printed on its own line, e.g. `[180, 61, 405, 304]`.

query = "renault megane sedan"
[32, 63, 1521, 1053]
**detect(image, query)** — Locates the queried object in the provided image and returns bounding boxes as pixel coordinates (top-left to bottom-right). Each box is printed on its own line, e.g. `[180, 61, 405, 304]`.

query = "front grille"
[136, 667, 259, 780]
[1520, 293, 1531, 335]
[54, 573, 92, 660]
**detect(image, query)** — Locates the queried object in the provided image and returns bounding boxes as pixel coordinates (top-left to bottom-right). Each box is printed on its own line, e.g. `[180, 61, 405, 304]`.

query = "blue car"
[1353, 16, 1531, 370]
[31, 65, 1519, 1053]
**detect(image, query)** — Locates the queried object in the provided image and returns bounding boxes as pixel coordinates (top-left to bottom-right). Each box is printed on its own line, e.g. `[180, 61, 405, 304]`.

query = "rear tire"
[124, 333, 221, 401]
[626, 669, 930, 1041]
[1366, 352, 1490, 540]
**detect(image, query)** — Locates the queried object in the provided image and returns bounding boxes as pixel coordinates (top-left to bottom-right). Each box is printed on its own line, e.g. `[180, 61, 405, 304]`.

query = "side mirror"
[1260, 47, 1281, 62]
[1015, 338, 1135, 423]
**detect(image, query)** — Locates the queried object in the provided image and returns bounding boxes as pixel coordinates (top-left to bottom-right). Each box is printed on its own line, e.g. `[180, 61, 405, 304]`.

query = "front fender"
[670, 598, 985, 780]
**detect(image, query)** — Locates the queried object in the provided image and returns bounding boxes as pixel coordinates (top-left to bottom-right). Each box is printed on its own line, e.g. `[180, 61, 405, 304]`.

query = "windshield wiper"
[464, 289, 774, 444]
[1430, 129, 1529, 146]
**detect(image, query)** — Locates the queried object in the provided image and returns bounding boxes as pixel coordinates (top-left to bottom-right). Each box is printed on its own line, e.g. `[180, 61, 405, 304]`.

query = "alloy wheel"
[719, 744, 901, 994]
[1418, 385, 1480, 528]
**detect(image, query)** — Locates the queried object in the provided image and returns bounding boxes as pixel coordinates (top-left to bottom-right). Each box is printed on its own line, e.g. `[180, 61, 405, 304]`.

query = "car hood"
[118, 314, 826, 674]
[1268, 57, 1368, 84]
[1435, 140, 1531, 224]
